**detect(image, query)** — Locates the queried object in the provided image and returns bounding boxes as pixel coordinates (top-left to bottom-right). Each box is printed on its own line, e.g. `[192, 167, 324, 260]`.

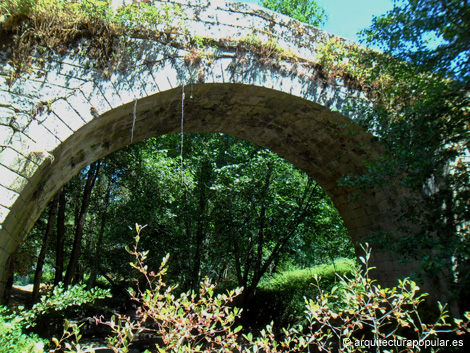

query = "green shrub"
[299, 244, 470, 352]
[11, 225, 465, 352]
[99, 225, 245, 352]
[250, 259, 356, 329]
[0, 310, 45, 353]
[0, 283, 110, 353]
[102, 226, 470, 353]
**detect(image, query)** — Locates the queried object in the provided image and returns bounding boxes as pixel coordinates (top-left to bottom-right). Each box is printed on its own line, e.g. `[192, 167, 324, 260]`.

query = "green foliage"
[27, 283, 110, 324]
[0, 310, 45, 353]
[332, 0, 470, 308]
[361, 0, 470, 79]
[89, 134, 353, 298]
[10, 229, 468, 352]
[103, 225, 245, 352]
[0, 0, 184, 82]
[0, 283, 109, 353]
[21, 132, 353, 328]
[115, 0, 183, 30]
[259, 0, 328, 27]
[298, 0, 470, 310]
[102, 231, 470, 353]
[300, 244, 470, 352]
[260, 259, 356, 291]
[252, 259, 356, 328]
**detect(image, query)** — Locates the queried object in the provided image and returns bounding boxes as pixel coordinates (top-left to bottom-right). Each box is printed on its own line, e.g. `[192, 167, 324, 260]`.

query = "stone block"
[66, 91, 94, 123]
[0, 204, 9, 224]
[43, 70, 87, 90]
[95, 80, 124, 110]
[138, 70, 161, 97]
[0, 107, 16, 121]
[153, 61, 180, 93]
[78, 81, 112, 117]
[57, 62, 93, 81]
[0, 228, 21, 254]
[22, 119, 61, 152]
[8, 78, 43, 98]
[40, 112, 74, 143]
[0, 147, 37, 177]
[8, 131, 37, 155]
[49, 99, 86, 132]
[0, 126, 13, 145]
[0, 185, 19, 209]
[111, 78, 137, 106]
[208, 58, 231, 83]
[0, 89, 35, 114]
[0, 164, 28, 193]
[126, 71, 154, 101]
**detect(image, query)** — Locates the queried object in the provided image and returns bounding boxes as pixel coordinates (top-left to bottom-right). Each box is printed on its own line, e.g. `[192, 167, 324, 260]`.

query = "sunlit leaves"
[259, 0, 328, 27]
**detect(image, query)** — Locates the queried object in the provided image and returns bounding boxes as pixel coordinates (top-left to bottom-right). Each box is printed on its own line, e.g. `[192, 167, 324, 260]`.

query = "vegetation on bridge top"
[0, 0, 381, 95]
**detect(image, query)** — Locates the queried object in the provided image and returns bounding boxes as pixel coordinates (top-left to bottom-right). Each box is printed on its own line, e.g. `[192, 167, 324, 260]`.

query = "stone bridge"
[0, 0, 414, 300]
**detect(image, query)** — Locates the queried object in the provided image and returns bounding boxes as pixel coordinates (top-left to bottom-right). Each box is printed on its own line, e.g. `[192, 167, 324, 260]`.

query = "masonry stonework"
[0, 0, 414, 301]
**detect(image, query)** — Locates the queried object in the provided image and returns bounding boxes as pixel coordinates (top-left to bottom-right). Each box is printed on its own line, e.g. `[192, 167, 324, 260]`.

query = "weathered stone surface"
[0, 0, 418, 301]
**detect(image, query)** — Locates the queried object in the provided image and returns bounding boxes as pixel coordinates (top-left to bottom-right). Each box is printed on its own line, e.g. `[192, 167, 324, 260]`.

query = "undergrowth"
[2, 225, 470, 352]
[250, 259, 356, 329]
[97, 226, 470, 352]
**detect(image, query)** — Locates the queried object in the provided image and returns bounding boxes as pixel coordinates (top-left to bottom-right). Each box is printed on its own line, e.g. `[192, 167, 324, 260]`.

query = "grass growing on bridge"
[0, 0, 184, 82]
[0, 0, 376, 93]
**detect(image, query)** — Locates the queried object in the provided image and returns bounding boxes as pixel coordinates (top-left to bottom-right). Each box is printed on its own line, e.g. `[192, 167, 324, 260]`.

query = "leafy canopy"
[350, 0, 470, 309]
[259, 0, 328, 27]
[362, 0, 470, 80]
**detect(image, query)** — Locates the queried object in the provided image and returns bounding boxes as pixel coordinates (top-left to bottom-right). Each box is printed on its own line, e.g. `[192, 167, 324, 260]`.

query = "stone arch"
[0, 0, 412, 300]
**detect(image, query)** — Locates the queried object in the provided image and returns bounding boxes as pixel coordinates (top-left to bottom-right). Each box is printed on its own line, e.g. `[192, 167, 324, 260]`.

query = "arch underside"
[3, 83, 404, 286]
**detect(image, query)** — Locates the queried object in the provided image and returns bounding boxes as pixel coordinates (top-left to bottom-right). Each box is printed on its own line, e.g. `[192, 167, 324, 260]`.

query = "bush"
[0, 283, 110, 353]
[6, 225, 467, 352]
[99, 225, 245, 352]
[0, 310, 45, 353]
[300, 244, 470, 352]
[251, 259, 355, 329]
[102, 226, 470, 353]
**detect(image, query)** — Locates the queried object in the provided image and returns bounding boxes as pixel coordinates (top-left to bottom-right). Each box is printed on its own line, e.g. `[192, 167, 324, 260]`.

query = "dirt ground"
[9, 284, 35, 308]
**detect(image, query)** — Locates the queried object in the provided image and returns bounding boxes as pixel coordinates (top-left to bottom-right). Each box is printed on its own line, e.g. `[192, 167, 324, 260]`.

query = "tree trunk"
[87, 178, 112, 290]
[54, 187, 66, 286]
[228, 194, 243, 285]
[191, 161, 210, 292]
[242, 179, 318, 310]
[64, 161, 101, 287]
[31, 193, 59, 303]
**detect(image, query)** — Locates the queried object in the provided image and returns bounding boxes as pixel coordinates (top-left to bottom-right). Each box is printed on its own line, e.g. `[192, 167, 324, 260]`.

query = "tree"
[95, 133, 353, 297]
[63, 161, 101, 287]
[54, 188, 66, 286]
[86, 176, 112, 290]
[19, 132, 353, 314]
[362, 0, 470, 80]
[31, 193, 59, 303]
[347, 0, 470, 312]
[259, 0, 328, 27]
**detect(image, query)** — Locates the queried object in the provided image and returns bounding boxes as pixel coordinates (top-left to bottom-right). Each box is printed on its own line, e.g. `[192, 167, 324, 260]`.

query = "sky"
[240, 0, 394, 44]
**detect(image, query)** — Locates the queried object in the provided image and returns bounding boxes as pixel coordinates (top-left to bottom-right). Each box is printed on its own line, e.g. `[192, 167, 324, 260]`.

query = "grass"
[248, 258, 357, 329]
[259, 258, 356, 291]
